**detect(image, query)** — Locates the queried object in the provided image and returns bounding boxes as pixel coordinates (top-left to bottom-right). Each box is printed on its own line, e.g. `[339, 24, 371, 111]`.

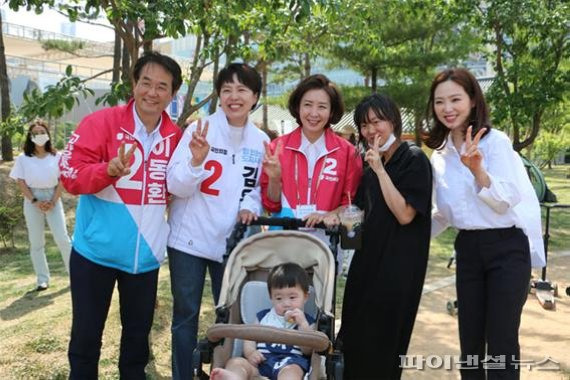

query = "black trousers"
[455, 227, 531, 380]
[68, 249, 159, 380]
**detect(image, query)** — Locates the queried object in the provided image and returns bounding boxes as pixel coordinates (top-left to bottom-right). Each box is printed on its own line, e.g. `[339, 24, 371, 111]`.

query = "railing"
[6, 55, 113, 83]
[2, 21, 114, 56]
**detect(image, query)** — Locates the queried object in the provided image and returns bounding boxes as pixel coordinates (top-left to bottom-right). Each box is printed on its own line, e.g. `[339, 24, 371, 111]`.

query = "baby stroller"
[192, 217, 344, 380]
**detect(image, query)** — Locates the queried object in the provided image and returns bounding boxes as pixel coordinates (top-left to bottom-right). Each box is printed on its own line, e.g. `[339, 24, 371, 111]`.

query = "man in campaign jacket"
[59, 51, 183, 379]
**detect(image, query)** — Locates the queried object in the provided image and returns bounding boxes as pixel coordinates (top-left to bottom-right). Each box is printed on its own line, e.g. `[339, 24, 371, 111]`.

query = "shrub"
[0, 178, 24, 247]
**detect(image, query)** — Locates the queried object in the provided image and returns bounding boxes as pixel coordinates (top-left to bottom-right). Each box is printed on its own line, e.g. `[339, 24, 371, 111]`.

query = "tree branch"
[80, 68, 113, 83]
[53, 8, 115, 31]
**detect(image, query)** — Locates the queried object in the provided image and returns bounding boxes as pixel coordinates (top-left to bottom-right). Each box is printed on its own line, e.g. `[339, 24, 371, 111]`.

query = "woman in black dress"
[338, 94, 432, 379]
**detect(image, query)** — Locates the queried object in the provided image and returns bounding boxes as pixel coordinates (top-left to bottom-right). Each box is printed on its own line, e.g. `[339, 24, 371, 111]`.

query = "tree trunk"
[303, 53, 311, 78]
[262, 61, 268, 130]
[121, 24, 131, 84]
[143, 40, 153, 53]
[0, 12, 14, 161]
[513, 110, 542, 152]
[371, 67, 378, 93]
[112, 29, 121, 83]
[413, 111, 422, 147]
[208, 53, 220, 115]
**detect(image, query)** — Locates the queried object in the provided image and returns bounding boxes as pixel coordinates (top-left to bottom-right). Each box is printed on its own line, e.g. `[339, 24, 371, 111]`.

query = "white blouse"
[431, 129, 545, 268]
[9, 152, 61, 188]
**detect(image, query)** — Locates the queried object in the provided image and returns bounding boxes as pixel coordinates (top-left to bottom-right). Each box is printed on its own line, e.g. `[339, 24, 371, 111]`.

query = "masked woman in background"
[9, 119, 71, 291]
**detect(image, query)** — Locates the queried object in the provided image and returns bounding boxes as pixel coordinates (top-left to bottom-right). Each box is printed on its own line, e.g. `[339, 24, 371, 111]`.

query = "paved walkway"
[402, 251, 570, 379]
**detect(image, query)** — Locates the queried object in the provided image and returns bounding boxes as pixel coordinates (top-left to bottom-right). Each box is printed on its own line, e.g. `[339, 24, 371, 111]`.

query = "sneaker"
[36, 283, 48, 292]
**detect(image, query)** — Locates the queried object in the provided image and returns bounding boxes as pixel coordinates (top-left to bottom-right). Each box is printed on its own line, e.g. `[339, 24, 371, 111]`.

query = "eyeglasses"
[31, 132, 48, 136]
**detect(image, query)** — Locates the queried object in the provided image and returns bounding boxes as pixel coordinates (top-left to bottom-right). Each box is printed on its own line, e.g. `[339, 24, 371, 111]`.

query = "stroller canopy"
[218, 230, 336, 316]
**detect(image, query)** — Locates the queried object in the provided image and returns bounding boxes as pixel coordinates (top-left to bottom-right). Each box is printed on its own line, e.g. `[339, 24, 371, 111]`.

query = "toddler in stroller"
[211, 263, 315, 380]
[193, 219, 344, 380]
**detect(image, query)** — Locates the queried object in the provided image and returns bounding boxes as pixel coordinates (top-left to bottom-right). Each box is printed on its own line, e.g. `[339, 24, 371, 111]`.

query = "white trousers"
[23, 190, 71, 286]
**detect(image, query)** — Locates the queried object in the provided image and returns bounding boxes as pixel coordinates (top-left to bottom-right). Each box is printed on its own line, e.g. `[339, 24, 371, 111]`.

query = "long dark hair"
[23, 119, 56, 157]
[423, 68, 491, 149]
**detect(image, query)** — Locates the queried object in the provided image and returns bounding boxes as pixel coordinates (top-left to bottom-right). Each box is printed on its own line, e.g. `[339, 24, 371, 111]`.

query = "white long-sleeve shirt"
[431, 129, 545, 268]
[167, 108, 269, 262]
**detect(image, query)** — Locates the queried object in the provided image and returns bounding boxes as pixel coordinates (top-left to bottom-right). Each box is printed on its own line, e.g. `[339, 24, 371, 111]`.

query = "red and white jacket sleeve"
[59, 115, 118, 195]
[340, 146, 363, 206]
[260, 139, 283, 213]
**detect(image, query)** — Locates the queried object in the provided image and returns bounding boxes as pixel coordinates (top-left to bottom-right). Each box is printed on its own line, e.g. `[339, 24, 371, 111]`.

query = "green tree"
[468, 0, 570, 151]
[531, 101, 570, 168]
[327, 0, 477, 144]
[0, 9, 13, 161]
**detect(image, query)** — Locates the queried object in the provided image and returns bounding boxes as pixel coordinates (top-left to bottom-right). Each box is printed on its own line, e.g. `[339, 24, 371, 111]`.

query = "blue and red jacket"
[60, 100, 182, 273]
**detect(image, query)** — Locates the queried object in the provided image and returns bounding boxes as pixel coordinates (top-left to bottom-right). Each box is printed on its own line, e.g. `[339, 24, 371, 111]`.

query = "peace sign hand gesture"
[189, 119, 210, 167]
[262, 140, 282, 180]
[364, 135, 384, 175]
[460, 126, 487, 174]
[107, 141, 137, 177]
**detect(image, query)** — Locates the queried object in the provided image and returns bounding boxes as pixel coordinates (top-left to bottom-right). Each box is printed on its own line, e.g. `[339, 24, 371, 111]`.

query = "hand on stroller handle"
[234, 216, 340, 232]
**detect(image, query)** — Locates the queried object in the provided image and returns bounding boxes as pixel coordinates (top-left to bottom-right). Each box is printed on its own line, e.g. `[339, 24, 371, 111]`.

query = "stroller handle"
[225, 217, 340, 261]
[207, 324, 331, 352]
[244, 216, 337, 230]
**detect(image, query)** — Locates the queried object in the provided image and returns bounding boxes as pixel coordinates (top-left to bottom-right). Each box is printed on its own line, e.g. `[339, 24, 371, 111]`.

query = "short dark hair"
[132, 51, 183, 94]
[354, 93, 402, 146]
[215, 63, 262, 110]
[423, 68, 491, 149]
[288, 74, 344, 127]
[24, 119, 56, 157]
[267, 263, 310, 296]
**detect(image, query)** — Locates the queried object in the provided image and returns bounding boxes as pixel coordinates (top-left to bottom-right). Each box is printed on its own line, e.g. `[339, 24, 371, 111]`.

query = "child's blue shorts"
[258, 354, 310, 380]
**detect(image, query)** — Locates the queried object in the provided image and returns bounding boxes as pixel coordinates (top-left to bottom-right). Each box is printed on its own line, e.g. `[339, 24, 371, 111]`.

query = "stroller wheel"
[446, 300, 457, 316]
[326, 351, 344, 380]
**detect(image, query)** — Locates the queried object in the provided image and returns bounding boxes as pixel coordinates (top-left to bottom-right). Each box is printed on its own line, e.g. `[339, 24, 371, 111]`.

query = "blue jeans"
[24, 188, 71, 286]
[168, 247, 224, 380]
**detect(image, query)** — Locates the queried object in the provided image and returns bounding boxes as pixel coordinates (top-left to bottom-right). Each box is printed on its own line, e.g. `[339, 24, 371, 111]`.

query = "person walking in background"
[59, 51, 183, 379]
[9, 119, 71, 291]
[425, 68, 544, 379]
[260, 74, 362, 230]
[338, 94, 432, 379]
[166, 62, 268, 380]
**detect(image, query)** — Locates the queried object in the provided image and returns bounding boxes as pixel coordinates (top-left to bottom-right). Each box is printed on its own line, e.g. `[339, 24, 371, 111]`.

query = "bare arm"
[51, 181, 65, 203]
[243, 321, 266, 366]
[266, 177, 282, 202]
[365, 137, 416, 225]
[262, 140, 283, 202]
[16, 179, 35, 202]
[374, 167, 416, 225]
[285, 309, 314, 355]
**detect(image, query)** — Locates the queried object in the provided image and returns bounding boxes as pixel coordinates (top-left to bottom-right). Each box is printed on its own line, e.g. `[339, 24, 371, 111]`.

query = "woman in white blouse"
[9, 120, 71, 291]
[424, 68, 543, 380]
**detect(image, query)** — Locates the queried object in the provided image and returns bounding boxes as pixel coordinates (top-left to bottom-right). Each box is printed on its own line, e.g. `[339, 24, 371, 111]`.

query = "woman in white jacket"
[166, 62, 269, 380]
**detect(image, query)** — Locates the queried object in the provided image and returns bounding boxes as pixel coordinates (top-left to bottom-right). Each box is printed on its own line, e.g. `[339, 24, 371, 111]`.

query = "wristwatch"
[31, 197, 38, 203]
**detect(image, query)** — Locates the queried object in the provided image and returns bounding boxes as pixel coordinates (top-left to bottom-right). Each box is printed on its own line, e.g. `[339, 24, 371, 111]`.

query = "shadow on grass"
[0, 285, 70, 321]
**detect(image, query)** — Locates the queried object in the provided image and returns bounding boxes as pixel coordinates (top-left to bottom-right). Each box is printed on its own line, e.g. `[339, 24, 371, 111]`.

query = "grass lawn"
[0, 164, 568, 379]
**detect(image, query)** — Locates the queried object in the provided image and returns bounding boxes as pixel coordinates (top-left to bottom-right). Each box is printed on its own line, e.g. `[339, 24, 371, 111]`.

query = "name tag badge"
[296, 204, 317, 219]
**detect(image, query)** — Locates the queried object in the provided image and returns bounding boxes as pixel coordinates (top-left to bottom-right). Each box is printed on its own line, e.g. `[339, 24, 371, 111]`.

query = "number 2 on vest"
[200, 160, 222, 196]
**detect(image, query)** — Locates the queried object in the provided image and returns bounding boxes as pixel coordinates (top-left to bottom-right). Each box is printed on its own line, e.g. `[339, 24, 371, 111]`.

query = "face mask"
[32, 134, 50, 146]
[377, 133, 396, 152]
